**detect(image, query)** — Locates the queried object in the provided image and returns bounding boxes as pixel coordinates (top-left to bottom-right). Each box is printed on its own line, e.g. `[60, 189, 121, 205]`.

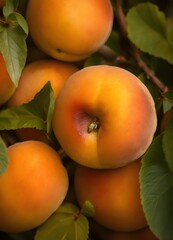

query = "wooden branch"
[115, 0, 169, 94]
[98, 45, 128, 65]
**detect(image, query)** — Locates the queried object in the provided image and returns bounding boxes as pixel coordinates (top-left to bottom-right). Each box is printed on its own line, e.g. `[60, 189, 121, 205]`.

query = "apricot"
[74, 159, 147, 232]
[0, 140, 69, 232]
[8, 59, 78, 106]
[53, 65, 157, 169]
[0, 53, 16, 105]
[8, 59, 78, 142]
[90, 221, 158, 240]
[0, 0, 5, 8]
[26, 0, 113, 62]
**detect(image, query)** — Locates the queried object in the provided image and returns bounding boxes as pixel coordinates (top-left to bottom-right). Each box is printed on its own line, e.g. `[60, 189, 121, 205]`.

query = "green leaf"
[3, 0, 19, 18]
[0, 82, 54, 133]
[163, 118, 173, 172]
[0, 136, 9, 176]
[127, 2, 173, 64]
[164, 90, 173, 103]
[81, 200, 95, 218]
[163, 99, 173, 114]
[0, 25, 5, 33]
[8, 12, 28, 34]
[84, 52, 104, 67]
[162, 91, 173, 112]
[0, 0, 28, 87]
[35, 203, 89, 240]
[106, 30, 122, 54]
[0, 25, 27, 87]
[140, 134, 173, 240]
[167, 17, 173, 44]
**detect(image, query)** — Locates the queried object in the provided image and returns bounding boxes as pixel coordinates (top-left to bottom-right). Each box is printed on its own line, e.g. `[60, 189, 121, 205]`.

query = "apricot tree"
[0, 0, 173, 240]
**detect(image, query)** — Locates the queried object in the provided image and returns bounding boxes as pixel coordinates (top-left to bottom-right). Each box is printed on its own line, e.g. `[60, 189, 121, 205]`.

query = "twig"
[98, 45, 128, 65]
[115, 0, 169, 94]
[130, 46, 169, 93]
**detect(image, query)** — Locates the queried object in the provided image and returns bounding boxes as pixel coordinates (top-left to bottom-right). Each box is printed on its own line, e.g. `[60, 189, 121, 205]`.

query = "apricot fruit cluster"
[0, 0, 158, 238]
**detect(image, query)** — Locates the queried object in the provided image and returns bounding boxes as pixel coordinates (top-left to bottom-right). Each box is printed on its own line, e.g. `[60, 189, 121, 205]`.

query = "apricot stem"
[87, 118, 100, 133]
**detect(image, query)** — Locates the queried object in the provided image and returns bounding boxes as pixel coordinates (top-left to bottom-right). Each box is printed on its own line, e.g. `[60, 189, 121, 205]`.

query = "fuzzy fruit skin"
[0, 141, 69, 232]
[0, 53, 16, 105]
[90, 221, 158, 240]
[8, 59, 78, 106]
[53, 65, 157, 169]
[8, 59, 78, 142]
[26, 0, 113, 62]
[74, 159, 147, 232]
[0, 0, 5, 8]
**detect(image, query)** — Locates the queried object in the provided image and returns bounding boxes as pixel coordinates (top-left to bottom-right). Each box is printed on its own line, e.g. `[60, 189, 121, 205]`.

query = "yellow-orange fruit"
[0, 0, 5, 8]
[74, 160, 147, 232]
[8, 59, 78, 142]
[8, 59, 78, 106]
[53, 65, 157, 169]
[26, 0, 113, 62]
[0, 140, 69, 232]
[91, 221, 158, 240]
[0, 53, 16, 105]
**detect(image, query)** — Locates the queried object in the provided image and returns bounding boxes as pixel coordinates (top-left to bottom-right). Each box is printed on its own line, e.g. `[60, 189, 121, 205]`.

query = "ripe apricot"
[8, 59, 78, 106]
[8, 59, 78, 142]
[53, 65, 157, 169]
[0, 0, 5, 8]
[74, 159, 147, 232]
[0, 53, 16, 105]
[0, 140, 69, 232]
[26, 0, 113, 62]
[91, 221, 158, 240]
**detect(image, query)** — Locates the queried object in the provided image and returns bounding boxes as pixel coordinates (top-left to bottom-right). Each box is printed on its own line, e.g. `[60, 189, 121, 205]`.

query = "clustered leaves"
[0, 0, 28, 86]
[0, 0, 173, 240]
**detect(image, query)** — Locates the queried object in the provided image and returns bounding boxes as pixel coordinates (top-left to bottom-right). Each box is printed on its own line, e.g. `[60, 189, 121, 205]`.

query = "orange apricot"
[8, 59, 78, 106]
[74, 159, 147, 232]
[26, 0, 113, 62]
[8, 59, 78, 142]
[0, 0, 5, 8]
[0, 140, 69, 232]
[0, 53, 16, 105]
[91, 221, 159, 240]
[53, 65, 157, 169]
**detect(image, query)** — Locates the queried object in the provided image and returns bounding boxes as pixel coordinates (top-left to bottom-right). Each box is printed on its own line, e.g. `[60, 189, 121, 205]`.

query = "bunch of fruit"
[1, 0, 171, 239]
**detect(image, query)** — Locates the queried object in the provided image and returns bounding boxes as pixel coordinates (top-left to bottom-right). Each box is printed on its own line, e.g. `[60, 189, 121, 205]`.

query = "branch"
[115, 0, 169, 94]
[130, 46, 169, 93]
[98, 45, 128, 65]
